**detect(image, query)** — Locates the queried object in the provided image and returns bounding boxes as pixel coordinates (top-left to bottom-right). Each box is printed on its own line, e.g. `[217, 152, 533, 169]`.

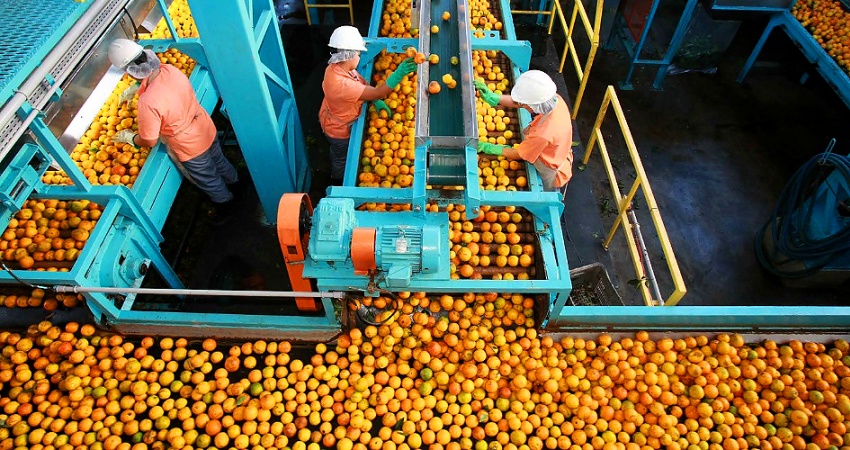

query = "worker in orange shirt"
[474, 70, 573, 192]
[320, 26, 417, 185]
[108, 39, 240, 223]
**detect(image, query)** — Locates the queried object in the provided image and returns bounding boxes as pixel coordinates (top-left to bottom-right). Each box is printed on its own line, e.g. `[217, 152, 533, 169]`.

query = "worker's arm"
[359, 58, 417, 102]
[134, 134, 158, 148]
[476, 139, 531, 160]
[501, 146, 521, 160]
[359, 83, 393, 102]
[496, 95, 522, 110]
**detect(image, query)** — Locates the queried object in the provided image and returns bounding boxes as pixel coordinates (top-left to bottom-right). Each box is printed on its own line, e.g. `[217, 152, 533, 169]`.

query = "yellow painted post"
[304, 0, 313, 25]
[584, 86, 615, 164]
[558, 3, 572, 73]
[585, 86, 688, 306]
[547, 1, 558, 34]
[303, 0, 354, 26]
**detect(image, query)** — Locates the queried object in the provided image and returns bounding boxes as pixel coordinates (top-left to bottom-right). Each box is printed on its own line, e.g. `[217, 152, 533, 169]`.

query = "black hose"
[755, 150, 850, 278]
[122, 7, 139, 40]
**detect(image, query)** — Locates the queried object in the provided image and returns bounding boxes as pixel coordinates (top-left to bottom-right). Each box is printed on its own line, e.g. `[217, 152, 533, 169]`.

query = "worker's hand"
[112, 129, 137, 146]
[119, 83, 140, 105]
[386, 58, 418, 89]
[372, 100, 392, 116]
[473, 79, 501, 107]
[477, 141, 505, 156]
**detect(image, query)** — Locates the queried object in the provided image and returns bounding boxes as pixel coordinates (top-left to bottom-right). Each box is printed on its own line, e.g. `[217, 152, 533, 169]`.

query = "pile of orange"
[0, 287, 82, 310]
[145, 0, 200, 77]
[473, 50, 516, 146]
[145, 0, 200, 41]
[478, 156, 528, 190]
[0, 199, 103, 270]
[0, 309, 849, 450]
[793, 0, 850, 73]
[379, 0, 419, 37]
[43, 75, 149, 188]
[155, 49, 197, 77]
[358, 52, 418, 190]
[440, 203, 537, 280]
[469, 0, 504, 36]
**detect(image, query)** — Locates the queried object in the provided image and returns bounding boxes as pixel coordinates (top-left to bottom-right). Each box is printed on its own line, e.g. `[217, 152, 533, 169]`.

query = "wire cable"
[755, 149, 850, 278]
[0, 261, 50, 290]
[121, 7, 139, 40]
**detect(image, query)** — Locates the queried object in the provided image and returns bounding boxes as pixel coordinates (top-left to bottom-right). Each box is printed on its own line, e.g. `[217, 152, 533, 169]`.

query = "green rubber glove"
[386, 58, 417, 89]
[372, 100, 392, 116]
[474, 79, 500, 106]
[477, 141, 507, 156]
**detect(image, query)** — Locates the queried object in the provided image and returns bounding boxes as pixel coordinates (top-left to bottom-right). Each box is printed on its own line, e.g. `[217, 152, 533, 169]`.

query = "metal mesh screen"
[0, 0, 86, 96]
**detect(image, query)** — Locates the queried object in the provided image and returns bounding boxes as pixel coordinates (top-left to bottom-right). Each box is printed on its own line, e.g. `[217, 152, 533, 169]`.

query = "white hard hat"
[328, 26, 367, 52]
[511, 70, 557, 105]
[108, 39, 144, 69]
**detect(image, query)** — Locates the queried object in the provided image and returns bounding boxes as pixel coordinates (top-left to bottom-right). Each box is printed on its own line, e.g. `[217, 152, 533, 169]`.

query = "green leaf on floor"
[572, 140, 581, 147]
[627, 278, 647, 289]
[578, 164, 586, 172]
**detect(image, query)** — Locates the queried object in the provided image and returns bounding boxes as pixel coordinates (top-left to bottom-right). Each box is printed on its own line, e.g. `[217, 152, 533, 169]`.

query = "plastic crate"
[568, 263, 622, 306]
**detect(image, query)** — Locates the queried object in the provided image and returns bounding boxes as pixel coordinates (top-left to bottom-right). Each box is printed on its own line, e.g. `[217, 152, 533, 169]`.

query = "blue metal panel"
[0, 143, 52, 226]
[615, 0, 701, 90]
[188, 0, 311, 222]
[549, 306, 850, 332]
[93, 306, 340, 341]
[498, 0, 520, 40]
[738, 11, 850, 109]
[368, 0, 387, 37]
[0, 0, 91, 104]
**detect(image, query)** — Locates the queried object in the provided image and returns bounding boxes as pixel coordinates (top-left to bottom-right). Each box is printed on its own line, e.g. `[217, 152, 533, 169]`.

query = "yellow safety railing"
[303, 0, 353, 26]
[512, 0, 603, 119]
[584, 86, 687, 306]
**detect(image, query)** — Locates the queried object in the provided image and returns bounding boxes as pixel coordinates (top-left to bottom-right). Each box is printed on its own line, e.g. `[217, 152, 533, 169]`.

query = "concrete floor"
[162, 1, 850, 309]
[566, 14, 850, 306]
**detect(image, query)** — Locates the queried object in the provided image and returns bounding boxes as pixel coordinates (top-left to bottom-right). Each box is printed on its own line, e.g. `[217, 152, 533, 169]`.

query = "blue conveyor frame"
[610, 0, 792, 90]
[737, 8, 850, 110]
[0, 0, 342, 340]
[316, 0, 573, 327]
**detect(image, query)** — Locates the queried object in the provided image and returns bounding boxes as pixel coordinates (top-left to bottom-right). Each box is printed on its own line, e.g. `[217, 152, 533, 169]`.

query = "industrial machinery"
[0, 0, 318, 338]
[756, 145, 850, 287]
[275, 0, 577, 331]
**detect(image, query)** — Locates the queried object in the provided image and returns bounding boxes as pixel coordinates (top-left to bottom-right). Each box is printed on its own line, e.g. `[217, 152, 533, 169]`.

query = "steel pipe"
[628, 209, 663, 304]
[53, 285, 346, 299]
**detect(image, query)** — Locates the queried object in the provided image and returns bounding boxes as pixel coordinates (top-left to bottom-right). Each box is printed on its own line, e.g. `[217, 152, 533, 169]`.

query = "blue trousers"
[326, 135, 350, 180]
[181, 139, 238, 203]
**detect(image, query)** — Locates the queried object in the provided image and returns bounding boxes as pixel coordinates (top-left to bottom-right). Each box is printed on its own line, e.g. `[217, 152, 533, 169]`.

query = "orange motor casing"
[276, 193, 319, 312]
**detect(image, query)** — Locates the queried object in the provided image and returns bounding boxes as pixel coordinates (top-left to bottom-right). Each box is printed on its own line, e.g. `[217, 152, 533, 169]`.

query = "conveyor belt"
[0, 0, 91, 104]
[0, 0, 131, 162]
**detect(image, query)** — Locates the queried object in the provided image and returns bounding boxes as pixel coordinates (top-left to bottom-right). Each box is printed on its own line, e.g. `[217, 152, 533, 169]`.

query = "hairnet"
[328, 49, 360, 64]
[528, 96, 558, 115]
[125, 49, 161, 79]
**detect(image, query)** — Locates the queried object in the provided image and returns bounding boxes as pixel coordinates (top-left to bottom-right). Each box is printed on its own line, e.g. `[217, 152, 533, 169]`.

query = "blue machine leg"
[652, 0, 699, 90]
[188, 0, 311, 223]
[620, 0, 662, 90]
[737, 15, 781, 83]
[19, 104, 92, 190]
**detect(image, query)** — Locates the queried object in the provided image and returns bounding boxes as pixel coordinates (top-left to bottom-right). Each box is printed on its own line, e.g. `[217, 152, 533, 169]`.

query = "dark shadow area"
[566, 3, 850, 305]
